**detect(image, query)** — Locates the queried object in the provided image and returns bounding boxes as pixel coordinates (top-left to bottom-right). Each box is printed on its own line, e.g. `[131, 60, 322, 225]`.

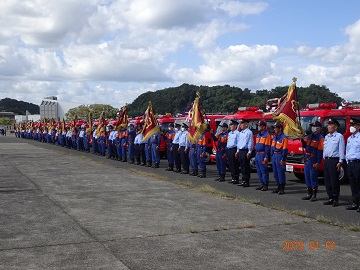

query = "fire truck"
[210, 106, 264, 169]
[286, 102, 360, 184]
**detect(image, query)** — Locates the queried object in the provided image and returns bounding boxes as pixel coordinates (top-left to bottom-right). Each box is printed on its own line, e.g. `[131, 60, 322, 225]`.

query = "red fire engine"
[286, 102, 360, 184]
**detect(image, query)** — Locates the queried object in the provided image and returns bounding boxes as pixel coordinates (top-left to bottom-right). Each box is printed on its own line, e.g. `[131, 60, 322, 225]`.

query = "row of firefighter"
[14, 80, 360, 185]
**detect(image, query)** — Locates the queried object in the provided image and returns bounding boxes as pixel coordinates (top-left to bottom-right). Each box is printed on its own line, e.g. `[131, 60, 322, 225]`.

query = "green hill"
[127, 83, 343, 117]
[0, 98, 40, 114]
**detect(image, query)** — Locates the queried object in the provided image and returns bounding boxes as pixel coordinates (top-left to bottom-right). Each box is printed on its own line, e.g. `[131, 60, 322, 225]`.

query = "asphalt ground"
[0, 135, 359, 269]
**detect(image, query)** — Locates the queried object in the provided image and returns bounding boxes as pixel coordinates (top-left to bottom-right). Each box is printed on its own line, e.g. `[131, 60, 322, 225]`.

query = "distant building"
[15, 114, 40, 123]
[40, 96, 82, 119]
[0, 112, 15, 121]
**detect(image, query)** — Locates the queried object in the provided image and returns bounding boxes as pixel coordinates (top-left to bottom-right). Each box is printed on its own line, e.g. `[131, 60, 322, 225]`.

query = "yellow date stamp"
[282, 241, 336, 251]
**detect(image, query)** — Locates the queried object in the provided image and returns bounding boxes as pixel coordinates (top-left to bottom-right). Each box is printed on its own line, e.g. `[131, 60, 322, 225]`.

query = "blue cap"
[272, 121, 283, 128]
[257, 120, 266, 127]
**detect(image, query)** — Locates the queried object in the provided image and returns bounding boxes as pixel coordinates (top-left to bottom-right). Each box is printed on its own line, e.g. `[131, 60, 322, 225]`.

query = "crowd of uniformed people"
[14, 116, 360, 212]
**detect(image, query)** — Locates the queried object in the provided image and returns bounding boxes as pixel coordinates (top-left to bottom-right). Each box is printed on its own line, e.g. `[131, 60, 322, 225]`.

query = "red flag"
[142, 101, 160, 141]
[272, 78, 304, 137]
[116, 105, 128, 130]
[187, 92, 208, 143]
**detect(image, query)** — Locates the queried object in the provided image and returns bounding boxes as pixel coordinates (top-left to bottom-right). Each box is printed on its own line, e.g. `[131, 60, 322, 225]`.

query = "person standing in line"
[323, 118, 345, 207]
[345, 117, 360, 211]
[271, 121, 288, 195]
[127, 123, 136, 164]
[236, 119, 254, 187]
[179, 122, 190, 174]
[91, 123, 98, 154]
[211, 122, 228, 182]
[165, 123, 176, 171]
[254, 120, 271, 191]
[134, 129, 143, 165]
[196, 131, 207, 178]
[227, 120, 240, 184]
[150, 131, 161, 168]
[172, 123, 182, 173]
[300, 121, 324, 201]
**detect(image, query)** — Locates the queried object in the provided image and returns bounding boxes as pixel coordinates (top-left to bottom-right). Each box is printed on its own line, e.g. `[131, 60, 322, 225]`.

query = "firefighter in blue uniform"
[300, 120, 324, 201]
[165, 123, 175, 171]
[254, 120, 271, 191]
[345, 117, 360, 211]
[211, 122, 228, 182]
[92, 123, 98, 154]
[120, 127, 128, 162]
[150, 131, 161, 168]
[271, 121, 288, 195]
[127, 124, 136, 164]
[189, 140, 198, 176]
[196, 132, 207, 178]
[323, 118, 345, 207]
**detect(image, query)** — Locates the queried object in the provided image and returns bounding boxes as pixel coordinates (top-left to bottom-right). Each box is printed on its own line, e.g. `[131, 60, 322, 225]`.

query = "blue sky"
[0, 0, 360, 109]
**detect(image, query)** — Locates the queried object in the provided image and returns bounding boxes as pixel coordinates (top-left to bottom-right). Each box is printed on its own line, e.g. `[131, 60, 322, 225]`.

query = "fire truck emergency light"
[237, 106, 260, 111]
[306, 102, 337, 110]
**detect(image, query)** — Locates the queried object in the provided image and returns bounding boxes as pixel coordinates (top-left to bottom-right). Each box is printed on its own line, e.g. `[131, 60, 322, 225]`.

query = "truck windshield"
[300, 116, 320, 134]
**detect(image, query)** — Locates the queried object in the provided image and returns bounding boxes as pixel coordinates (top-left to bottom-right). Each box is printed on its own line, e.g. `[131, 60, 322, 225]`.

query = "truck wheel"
[250, 156, 257, 171]
[338, 163, 348, 185]
[294, 172, 305, 181]
[204, 152, 211, 164]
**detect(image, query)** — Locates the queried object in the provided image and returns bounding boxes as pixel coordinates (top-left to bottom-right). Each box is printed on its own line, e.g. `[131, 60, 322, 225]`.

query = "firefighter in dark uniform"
[236, 119, 254, 187]
[211, 122, 228, 182]
[227, 120, 240, 184]
[254, 120, 271, 191]
[345, 117, 360, 211]
[271, 121, 288, 195]
[323, 118, 345, 207]
[300, 120, 324, 201]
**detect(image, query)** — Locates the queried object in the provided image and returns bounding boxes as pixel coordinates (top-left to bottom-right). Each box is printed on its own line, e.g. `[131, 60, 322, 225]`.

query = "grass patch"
[345, 225, 360, 232]
[189, 228, 199, 233]
[315, 215, 333, 225]
[288, 209, 308, 218]
[212, 226, 230, 231]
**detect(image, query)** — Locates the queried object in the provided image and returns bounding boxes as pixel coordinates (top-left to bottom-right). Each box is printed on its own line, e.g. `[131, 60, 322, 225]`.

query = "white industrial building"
[40, 96, 82, 119]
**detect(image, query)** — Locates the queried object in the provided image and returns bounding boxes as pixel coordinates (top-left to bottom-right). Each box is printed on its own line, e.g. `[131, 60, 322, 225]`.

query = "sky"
[1, 0, 360, 109]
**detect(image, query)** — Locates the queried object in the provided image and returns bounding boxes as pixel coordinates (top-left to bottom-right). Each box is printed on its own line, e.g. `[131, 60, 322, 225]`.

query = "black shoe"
[228, 180, 236, 184]
[141, 163, 146, 166]
[180, 171, 189, 174]
[129, 161, 134, 164]
[278, 190, 284, 195]
[332, 200, 339, 207]
[242, 182, 250, 187]
[155, 164, 159, 168]
[310, 196, 317, 202]
[346, 204, 358, 210]
[135, 162, 140, 165]
[232, 181, 239, 184]
[323, 199, 334, 205]
[174, 169, 181, 173]
[237, 181, 245, 186]
[261, 185, 268, 191]
[357, 208, 360, 213]
[302, 194, 312, 200]
[218, 179, 225, 182]
[256, 185, 263, 190]
[214, 177, 221, 181]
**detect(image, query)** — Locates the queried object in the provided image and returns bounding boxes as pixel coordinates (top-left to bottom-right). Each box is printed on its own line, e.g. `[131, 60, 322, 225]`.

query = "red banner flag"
[187, 92, 208, 143]
[272, 78, 304, 137]
[116, 104, 129, 130]
[142, 101, 160, 141]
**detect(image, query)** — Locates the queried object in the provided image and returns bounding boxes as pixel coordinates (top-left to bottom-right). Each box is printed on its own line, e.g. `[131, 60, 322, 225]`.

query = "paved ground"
[0, 135, 359, 269]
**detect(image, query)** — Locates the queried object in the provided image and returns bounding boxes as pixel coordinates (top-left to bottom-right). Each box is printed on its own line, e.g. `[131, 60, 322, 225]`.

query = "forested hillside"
[127, 83, 343, 117]
[0, 98, 39, 114]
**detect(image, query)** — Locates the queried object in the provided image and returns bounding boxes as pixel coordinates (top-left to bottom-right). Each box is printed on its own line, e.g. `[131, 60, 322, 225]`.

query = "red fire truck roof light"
[306, 102, 337, 110]
[238, 106, 260, 111]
